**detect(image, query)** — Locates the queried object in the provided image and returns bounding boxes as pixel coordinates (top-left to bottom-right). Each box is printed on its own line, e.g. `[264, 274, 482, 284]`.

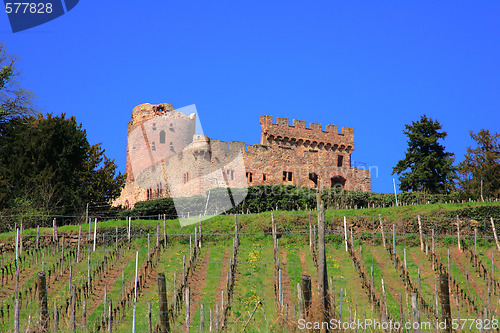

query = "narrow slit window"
[283, 171, 293, 181]
[337, 155, 344, 167]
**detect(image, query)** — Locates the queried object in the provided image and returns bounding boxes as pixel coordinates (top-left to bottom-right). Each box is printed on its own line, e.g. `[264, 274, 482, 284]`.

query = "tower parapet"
[259, 115, 354, 152]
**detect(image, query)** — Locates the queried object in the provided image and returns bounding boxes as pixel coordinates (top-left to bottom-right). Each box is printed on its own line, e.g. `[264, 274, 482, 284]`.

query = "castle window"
[151, 142, 156, 151]
[246, 172, 253, 183]
[183, 172, 189, 184]
[283, 171, 293, 182]
[309, 172, 318, 188]
[169, 123, 174, 132]
[152, 123, 156, 131]
[263, 173, 267, 181]
[226, 169, 234, 181]
[170, 142, 175, 152]
[159, 130, 166, 144]
[337, 155, 344, 167]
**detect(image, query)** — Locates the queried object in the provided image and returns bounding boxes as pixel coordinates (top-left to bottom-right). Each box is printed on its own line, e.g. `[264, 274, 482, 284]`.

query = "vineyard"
[1, 201, 500, 332]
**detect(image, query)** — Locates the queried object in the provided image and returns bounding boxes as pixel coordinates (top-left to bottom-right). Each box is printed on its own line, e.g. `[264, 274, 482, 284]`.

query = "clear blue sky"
[1, 1, 499, 193]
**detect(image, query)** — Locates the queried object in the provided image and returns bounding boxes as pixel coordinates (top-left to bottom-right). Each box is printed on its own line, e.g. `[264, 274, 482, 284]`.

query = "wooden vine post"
[378, 215, 386, 249]
[158, 273, 170, 332]
[417, 215, 424, 252]
[38, 272, 48, 332]
[301, 275, 312, 316]
[316, 193, 329, 327]
[439, 273, 452, 333]
[490, 217, 500, 253]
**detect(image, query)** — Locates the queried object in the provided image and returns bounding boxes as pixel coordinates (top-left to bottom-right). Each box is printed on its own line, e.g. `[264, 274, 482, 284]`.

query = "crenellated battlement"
[259, 115, 353, 135]
[117, 108, 370, 209]
[259, 114, 354, 151]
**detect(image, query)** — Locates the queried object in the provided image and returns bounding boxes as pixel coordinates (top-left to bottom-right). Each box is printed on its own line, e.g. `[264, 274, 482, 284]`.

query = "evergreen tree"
[0, 113, 125, 216]
[459, 129, 500, 198]
[392, 115, 456, 193]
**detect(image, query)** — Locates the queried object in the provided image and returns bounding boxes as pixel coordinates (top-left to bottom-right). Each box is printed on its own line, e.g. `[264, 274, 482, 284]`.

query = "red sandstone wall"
[114, 109, 371, 209]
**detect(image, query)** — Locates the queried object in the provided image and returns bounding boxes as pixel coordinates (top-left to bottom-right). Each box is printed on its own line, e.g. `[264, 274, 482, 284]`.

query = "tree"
[392, 115, 456, 193]
[0, 43, 36, 122]
[459, 129, 500, 198]
[0, 113, 125, 217]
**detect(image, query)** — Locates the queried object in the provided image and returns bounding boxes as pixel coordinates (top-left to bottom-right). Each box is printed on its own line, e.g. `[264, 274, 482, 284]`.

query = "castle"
[114, 103, 371, 209]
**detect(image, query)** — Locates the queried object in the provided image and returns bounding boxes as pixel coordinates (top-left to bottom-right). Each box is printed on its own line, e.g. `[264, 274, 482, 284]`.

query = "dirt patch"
[188, 250, 210, 319]
[298, 250, 308, 276]
[279, 249, 293, 310]
[83, 251, 137, 320]
[449, 248, 492, 311]
[369, 247, 400, 299]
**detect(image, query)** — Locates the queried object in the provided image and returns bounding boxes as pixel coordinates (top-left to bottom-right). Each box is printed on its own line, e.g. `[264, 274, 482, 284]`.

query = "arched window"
[159, 130, 166, 144]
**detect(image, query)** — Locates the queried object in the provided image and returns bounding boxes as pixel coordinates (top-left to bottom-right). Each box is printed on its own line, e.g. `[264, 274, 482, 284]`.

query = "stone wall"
[114, 104, 371, 209]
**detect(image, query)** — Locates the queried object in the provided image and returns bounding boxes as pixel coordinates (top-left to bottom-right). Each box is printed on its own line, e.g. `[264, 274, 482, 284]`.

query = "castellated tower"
[115, 104, 371, 209]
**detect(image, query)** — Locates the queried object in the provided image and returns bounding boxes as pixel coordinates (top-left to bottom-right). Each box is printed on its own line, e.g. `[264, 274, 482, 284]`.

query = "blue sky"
[1, 1, 499, 193]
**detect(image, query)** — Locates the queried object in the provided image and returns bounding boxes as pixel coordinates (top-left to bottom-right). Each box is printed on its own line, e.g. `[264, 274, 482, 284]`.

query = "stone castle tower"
[114, 104, 371, 209]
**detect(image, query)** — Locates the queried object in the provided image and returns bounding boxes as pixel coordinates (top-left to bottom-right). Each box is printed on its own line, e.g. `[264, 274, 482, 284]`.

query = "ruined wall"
[126, 103, 196, 181]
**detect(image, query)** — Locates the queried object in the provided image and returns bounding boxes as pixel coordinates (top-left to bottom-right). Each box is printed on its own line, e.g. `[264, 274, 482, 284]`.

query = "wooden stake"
[200, 304, 205, 333]
[411, 293, 421, 333]
[418, 215, 424, 252]
[148, 301, 152, 333]
[108, 300, 113, 333]
[343, 216, 348, 252]
[301, 275, 312, 315]
[297, 283, 303, 320]
[439, 273, 452, 332]
[317, 194, 329, 323]
[71, 286, 76, 332]
[134, 251, 139, 302]
[457, 215, 461, 251]
[379, 215, 386, 249]
[38, 272, 48, 332]
[157, 273, 170, 333]
[185, 287, 190, 327]
[242, 301, 261, 332]
[83, 300, 87, 331]
[53, 302, 58, 333]
[491, 217, 500, 252]
[77, 226, 81, 263]
[93, 218, 97, 252]
[14, 298, 19, 333]
[36, 225, 40, 251]
[163, 216, 167, 248]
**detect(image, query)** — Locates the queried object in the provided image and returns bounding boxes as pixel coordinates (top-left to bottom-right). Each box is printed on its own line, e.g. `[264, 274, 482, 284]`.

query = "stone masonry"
[114, 104, 371, 208]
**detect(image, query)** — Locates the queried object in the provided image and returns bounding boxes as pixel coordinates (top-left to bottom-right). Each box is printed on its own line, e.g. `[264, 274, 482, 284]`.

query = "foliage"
[123, 184, 478, 218]
[0, 42, 36, 123]
[443, 205, 500, 220]
[0, 113, 125, 220]
[392, 115, 456, 194]
[458, 129, 500, 199]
